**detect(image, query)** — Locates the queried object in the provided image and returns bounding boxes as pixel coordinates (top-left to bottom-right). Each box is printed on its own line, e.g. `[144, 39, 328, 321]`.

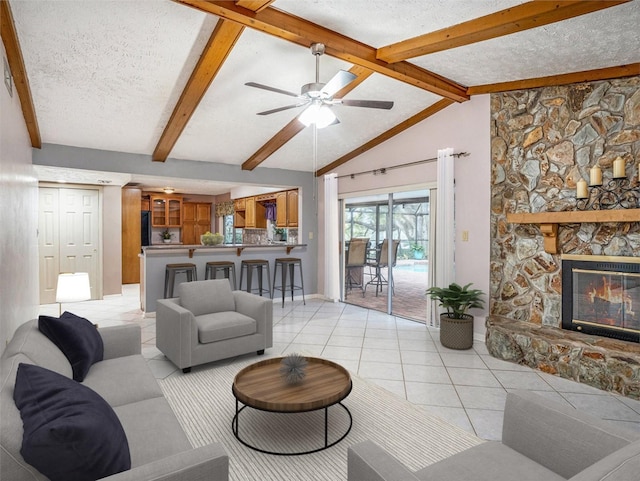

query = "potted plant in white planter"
[160, 229, 173, 244]
[426, 282, 485, 350]
[410, 243, 425, 260]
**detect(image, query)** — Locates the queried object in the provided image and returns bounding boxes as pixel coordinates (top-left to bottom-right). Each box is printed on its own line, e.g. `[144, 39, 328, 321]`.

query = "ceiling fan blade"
[256, 102, 309, 116]
[245, 82, 302, 99]
[339, 99, 394, 110]
[321, 70, 357, 97]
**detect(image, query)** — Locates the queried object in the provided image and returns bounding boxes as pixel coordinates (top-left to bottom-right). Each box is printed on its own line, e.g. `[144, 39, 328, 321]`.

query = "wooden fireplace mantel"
[506, 209, 640, 254]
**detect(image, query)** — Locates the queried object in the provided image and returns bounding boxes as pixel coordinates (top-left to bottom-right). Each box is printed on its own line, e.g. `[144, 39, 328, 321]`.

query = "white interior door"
[38, 187, 101, 304]
[38, 188, 60, 304]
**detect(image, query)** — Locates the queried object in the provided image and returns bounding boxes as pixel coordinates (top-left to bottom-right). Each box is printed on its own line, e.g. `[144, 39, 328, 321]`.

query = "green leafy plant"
[160, 229, 173, 240]
[410, 243, 424, 253]
[425, 282, 485, 319]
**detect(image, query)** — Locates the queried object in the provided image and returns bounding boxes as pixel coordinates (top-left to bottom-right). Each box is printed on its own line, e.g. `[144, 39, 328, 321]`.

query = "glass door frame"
[339, 183, 435, 317]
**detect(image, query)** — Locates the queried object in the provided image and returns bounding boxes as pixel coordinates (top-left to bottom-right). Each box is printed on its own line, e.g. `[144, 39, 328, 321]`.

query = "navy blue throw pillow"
[13, 363, 131, 481]
[38, 311, 103, 381]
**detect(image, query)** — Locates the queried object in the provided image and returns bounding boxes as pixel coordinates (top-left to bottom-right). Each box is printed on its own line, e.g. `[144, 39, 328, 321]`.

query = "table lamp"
[56, 272, 91, 315]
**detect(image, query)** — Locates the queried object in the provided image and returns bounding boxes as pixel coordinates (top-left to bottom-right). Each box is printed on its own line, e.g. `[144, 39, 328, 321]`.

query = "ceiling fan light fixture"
[299, 103, 336, 129]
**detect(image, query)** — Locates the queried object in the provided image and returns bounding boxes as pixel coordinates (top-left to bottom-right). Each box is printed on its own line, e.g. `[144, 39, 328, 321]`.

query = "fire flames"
[587, 276, 634, 321]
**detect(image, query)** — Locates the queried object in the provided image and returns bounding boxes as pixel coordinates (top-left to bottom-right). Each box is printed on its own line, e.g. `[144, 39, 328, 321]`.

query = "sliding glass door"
[342, 189, 431, 322]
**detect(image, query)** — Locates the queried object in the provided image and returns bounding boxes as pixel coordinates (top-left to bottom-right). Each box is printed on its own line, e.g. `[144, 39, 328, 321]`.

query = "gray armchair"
[348, 390, 640, 481]
[156, 279, 273, 373]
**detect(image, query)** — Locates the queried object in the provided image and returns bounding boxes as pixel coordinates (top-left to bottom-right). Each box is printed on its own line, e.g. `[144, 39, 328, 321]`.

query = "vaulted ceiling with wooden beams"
[3, 0, 639, 191]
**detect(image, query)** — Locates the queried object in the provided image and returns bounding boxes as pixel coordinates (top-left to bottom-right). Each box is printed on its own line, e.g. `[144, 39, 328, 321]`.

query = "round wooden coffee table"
[232, 356, 352, 455]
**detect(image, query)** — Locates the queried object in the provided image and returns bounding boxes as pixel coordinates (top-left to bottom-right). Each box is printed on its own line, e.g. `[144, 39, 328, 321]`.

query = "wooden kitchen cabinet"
[234, 198, 246, 228]
[245, 196, 266, 229]
[275, 191, 287, 227]
[275, 189, 298, 227]
[234, 196, 266, 229]
[287, 189, 298, 227]
[150, 195, 182, 227]
[182, 202, 211, 245]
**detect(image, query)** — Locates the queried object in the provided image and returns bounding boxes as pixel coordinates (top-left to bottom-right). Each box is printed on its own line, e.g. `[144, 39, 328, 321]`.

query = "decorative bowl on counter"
[201, 232, 223, 246]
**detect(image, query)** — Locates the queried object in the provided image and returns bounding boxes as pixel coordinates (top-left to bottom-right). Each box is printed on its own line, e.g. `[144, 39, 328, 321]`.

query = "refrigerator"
[141, 211, 152, 246]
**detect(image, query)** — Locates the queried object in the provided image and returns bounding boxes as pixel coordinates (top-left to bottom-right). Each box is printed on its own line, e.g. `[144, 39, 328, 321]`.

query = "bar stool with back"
[345, 238, 369, 297]
[364, 239, 400, 296]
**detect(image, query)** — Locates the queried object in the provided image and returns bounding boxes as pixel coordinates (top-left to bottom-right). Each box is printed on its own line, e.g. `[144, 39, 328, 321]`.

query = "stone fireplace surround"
[488, 76, 640, 399]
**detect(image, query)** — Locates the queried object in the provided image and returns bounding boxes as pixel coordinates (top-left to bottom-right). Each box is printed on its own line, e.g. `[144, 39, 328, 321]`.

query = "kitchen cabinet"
[182, 202, 211, 245]
[275, 189, 298, 227]
[234, 198, 246, 228]
[151, 195, 182, 227]
[245, 196, 266, 229]
[234, 196, 266, 229]
[287, 189, 298, 227]
[122, 188, 142, 284]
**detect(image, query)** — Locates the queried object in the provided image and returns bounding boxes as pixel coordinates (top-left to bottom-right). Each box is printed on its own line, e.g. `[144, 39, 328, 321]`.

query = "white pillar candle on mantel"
[576, 178, 588, 199]
[589, 165, 602, 186]
[613, 156, 625, 178]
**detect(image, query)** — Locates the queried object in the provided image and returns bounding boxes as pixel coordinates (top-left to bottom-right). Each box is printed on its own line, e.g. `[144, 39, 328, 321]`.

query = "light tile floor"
[40, 285, 640, 441]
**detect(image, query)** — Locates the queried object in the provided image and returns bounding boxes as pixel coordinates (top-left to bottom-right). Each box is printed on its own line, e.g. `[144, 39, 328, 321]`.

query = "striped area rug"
[159, 357, 482, 481]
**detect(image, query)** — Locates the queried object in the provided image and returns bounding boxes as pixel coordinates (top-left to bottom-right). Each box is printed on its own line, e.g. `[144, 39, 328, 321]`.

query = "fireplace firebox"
[562, 255, 640, 343]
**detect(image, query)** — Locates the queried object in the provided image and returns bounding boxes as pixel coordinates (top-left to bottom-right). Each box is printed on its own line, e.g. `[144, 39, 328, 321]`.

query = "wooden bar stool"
[272, 257, 306, 307]
[239, 259, 272, 298]
[205, 261, 237, 289]
[164, 263, 197, 298]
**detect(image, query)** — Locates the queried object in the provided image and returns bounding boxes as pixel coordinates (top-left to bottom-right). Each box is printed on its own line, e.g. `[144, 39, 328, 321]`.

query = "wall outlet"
[308, 232, 313, 240]
[462, 230, 469, 242]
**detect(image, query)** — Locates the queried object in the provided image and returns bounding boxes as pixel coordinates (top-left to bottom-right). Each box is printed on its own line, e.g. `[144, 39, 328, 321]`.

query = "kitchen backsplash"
[243, 228, 298, 244]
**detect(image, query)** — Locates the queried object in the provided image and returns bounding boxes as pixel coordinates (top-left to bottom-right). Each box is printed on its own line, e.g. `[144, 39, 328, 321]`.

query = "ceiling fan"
[245, 43, 394, 128]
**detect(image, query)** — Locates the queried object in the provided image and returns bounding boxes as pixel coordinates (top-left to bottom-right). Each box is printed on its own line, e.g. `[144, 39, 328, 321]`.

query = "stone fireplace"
[562, 254, 640, 343]
[487, 75, 640, 399]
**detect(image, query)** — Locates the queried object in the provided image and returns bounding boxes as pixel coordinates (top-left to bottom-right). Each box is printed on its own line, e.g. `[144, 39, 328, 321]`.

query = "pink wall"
[0, 42, 40, 351]
[318, 95, 491, 336]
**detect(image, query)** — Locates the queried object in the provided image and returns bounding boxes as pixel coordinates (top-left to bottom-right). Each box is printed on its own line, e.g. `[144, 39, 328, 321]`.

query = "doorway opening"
[342, 189, 430, 322]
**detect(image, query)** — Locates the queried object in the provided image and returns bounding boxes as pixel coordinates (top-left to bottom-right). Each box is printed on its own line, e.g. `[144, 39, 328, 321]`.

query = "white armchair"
[156, 279, 273, 373]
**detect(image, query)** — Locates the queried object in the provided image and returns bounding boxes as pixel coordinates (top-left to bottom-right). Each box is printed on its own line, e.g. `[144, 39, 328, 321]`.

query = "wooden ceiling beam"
[175, 0, 469, 102]
[468, 63, 640, 95]
[315, 99, 455, 177]
[235, 0, 274, 13]
[242, 65, 373, 171]
[152, 19, 244, 162]
[1, 0, 41, 148]
[377, 1, 629, 63]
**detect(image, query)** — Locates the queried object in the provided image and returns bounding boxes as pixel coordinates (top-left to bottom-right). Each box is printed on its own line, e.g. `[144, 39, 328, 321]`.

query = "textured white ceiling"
[8, 0, 640, 194]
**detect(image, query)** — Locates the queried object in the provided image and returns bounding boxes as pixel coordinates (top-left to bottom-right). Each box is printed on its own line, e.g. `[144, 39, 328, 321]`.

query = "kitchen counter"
[145, 242, 303, 252]
[140, 243, 309, 313]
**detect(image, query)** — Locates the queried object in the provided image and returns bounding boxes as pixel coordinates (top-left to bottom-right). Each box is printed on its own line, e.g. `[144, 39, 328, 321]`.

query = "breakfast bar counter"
[140, 243, 308, 313]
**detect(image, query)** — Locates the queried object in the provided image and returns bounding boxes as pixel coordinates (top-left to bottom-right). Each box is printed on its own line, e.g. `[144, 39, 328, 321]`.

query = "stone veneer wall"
[491, 76, 640, 325]
[487, 76, 640, 398]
